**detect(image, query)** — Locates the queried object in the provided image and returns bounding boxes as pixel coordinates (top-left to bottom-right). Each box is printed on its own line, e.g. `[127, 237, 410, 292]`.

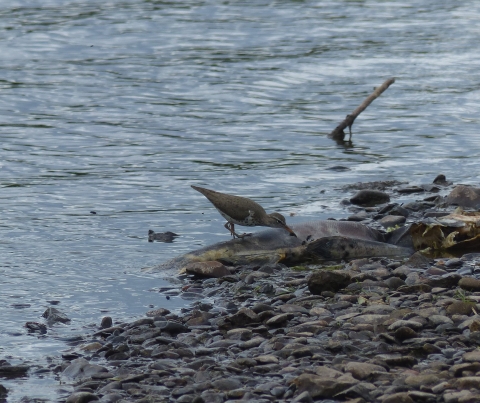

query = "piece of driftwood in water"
[328, 78, 395, 142]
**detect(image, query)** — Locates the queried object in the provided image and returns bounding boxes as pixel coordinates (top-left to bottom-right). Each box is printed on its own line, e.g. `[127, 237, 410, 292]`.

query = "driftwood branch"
[328, 78, 395, 142]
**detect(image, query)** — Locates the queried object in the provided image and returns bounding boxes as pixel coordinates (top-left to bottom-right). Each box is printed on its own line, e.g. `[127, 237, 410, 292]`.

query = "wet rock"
[394, 326, 417, 341]
[266, 313, 292, 327]
[445, 258, 463, 268]
[348, 211, 370, 221]
[433, 174, 450, 185]
[459, 277, 480, 292]
[384, 277, 406, 290]
[425, 266, 448, 276]
[450, 362, 480, 377]
[155, 321, 189, 334]
[344, 362, 386, 380]
[43, 307, 71, 324]
[404, 374, 439, 388]
[388, 320, 423, 331]
[352, 314, 389, 325]
[315, 366, 344, 378]
[308, 270, 351, 294]
[292, 373, 358, 399]
[239, 336, 265, 349]
[289, 319, 327, 334]
[362, 304, 395, 315]
[65, 392, 99, 403]
[392, 265, 412, 279]
[381, 392, 414, 403]
[375, 355, 417, 368]
[63, 358, 108, 379]
[255, 355, 279, 365]
[226, 328, 252, 341]
[146, 308, 171, 317]
[428, 315, 453, 326]
[148, 230, 178, 242]
[350, 190, 390, 207]
[443, 390, 476, 403]
[185, 311, 213, 326]
[100, 317, 113, 329]
[397, 186, 425, 194]
[379, 215, 406, 229]
[211, 378, 243, 391]
[404, 252, 431, 268]
[80, 342, 103, 352]
[0, 362, 29, 378]
[228, 308, 260, 327]
[279, 304, 309, 315]
[25, 322, 47, 334]
[397, 284, 431, 294]
[463, 350, 480, 362]
[200, 391, 225, 403]
[426, 273, 461, 288]
[446, 301, 476, 315]
[185, 261, 231, 278]
[455, 376, 480, 389]
[445, 185, 480, 208]
[291, 391, 314, 403]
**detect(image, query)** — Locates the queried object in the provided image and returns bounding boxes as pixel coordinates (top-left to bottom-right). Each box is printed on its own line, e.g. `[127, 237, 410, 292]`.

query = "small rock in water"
[100, 316, 113, 329]
[433, 174, 451, 185]
[148, 230, 179, 243]
[0, 362, 30, 378]
[43, 307, 71, 324]
[25, 322, 47, 334]
[350, 189, 390, 207]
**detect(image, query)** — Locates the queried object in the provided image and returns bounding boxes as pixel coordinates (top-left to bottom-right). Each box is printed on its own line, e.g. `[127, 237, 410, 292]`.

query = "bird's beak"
[285, 225, 297, 237]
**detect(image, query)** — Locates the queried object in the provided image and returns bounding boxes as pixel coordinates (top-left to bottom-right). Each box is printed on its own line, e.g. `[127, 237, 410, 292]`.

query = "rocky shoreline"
[3, 178, 480, 403]
[59, 253, 480, 403]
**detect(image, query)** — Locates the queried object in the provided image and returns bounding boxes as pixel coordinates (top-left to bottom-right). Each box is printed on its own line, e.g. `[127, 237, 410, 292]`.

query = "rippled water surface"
[1, 0, 480, 400]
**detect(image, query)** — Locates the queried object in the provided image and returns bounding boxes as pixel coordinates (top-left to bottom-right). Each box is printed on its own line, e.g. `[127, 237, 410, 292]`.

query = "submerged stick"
[328, 78, 395, 142]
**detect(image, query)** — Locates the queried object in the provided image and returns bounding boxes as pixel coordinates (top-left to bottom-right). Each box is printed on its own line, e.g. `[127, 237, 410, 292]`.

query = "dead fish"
[146, 220, 413, 273]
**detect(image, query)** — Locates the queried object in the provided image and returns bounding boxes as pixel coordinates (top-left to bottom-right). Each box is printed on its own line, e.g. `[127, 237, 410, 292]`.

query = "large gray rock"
[445, 185, 480, 208]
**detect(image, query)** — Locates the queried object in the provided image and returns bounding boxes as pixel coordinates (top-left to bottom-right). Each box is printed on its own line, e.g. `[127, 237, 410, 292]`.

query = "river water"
[1, 0, 479, 400]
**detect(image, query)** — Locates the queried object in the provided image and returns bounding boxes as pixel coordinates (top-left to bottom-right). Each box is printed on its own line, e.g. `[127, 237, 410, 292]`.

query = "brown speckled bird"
[192, 185, 296, 238]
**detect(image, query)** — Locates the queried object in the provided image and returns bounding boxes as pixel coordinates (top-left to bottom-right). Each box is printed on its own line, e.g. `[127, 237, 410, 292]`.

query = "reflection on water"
[1, 0, 480, 399]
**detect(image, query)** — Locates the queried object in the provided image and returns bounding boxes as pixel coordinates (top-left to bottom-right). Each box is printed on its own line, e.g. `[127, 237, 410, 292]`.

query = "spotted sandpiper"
[191, 185, 296, 238]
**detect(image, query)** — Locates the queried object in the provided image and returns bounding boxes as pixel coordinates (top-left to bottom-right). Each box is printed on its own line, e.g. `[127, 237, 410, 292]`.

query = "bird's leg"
[224, 222, 235, 237]
[224, 222, 241, 238]
[224, 222, 250, 239]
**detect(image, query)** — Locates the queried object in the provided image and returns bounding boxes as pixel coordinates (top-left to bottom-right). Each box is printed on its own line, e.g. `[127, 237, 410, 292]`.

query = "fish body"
[147, 220, 413, 273]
